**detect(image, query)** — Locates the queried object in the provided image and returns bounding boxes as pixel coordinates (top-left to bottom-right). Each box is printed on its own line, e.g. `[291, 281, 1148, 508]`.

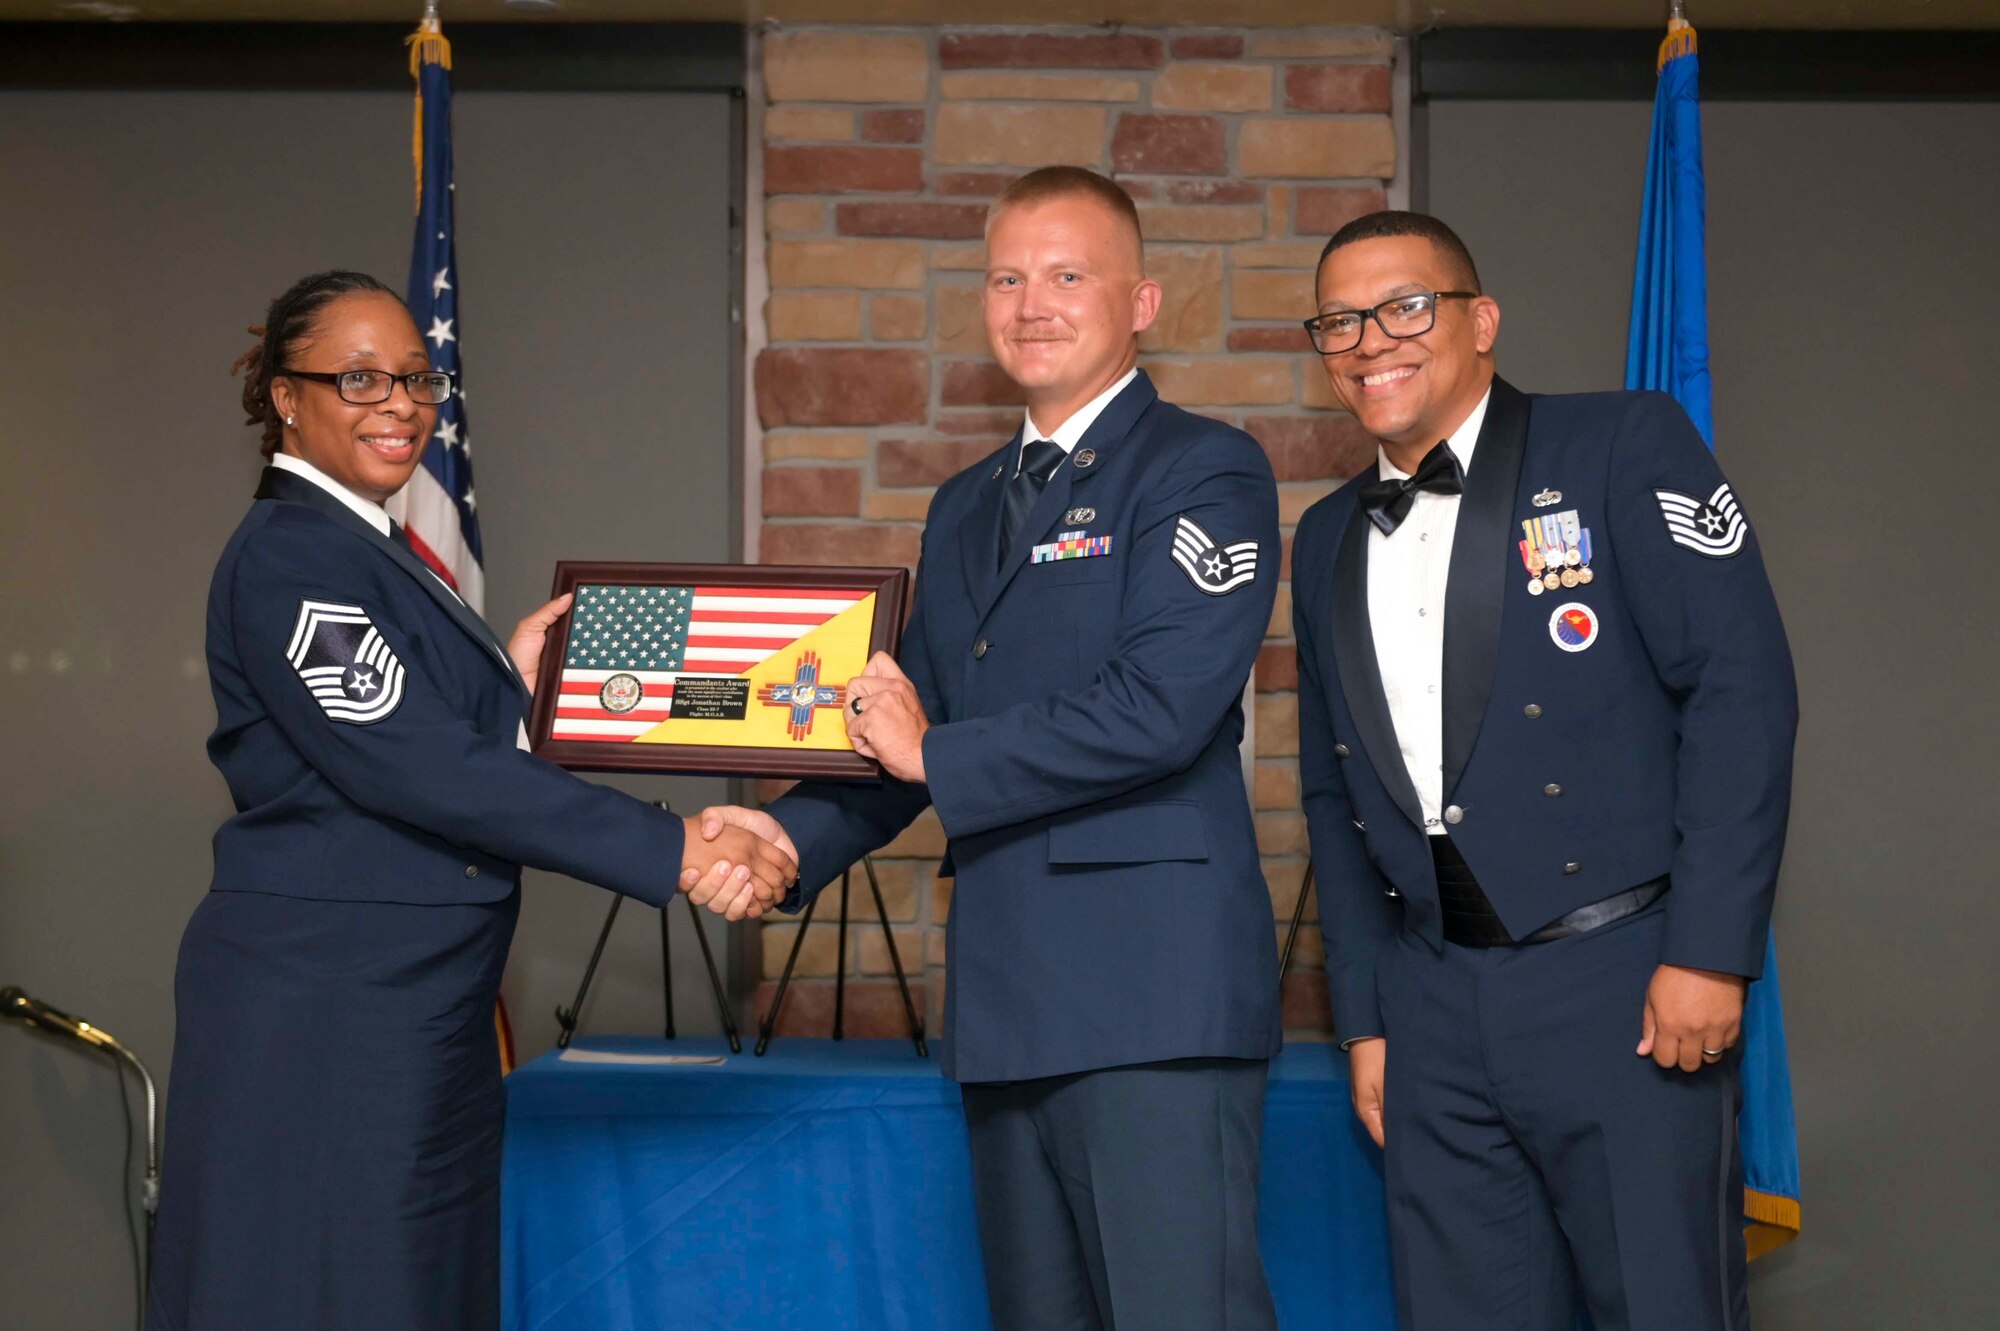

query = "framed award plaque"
[526, 562, 910, 780]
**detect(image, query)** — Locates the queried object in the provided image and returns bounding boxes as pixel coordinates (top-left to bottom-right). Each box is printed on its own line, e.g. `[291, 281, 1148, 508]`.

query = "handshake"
[676, 806, 800, 922]
[671, 651, 935, 923]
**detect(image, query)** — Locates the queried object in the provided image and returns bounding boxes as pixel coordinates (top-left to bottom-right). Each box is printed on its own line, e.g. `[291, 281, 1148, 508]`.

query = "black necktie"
[1359, 442, 1464, 536]
[999, 438, 1066, 568]
[389, 520, 415, 553]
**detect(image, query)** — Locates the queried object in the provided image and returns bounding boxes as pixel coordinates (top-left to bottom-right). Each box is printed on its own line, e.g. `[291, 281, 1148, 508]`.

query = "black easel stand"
[1277, 861, 1317, 988]
[554, 891, 742, 1054]
[755, 855, 928, 1059]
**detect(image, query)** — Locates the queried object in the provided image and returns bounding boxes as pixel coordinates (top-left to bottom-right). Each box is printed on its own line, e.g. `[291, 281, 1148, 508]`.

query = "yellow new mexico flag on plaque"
[633, 591, 877, 751]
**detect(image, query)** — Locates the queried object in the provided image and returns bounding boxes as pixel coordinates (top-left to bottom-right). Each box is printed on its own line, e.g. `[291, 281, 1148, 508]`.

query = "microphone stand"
[107, 1037, 161, 1282]
[3, 989, 160, 1313]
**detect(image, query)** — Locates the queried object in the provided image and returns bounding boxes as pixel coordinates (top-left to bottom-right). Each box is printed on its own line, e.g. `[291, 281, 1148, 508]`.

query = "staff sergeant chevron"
[1170, 514, 1259, 596]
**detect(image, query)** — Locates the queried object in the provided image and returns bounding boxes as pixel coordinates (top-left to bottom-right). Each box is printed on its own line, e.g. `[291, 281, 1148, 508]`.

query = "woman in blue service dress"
[145, 271, 795, 1331]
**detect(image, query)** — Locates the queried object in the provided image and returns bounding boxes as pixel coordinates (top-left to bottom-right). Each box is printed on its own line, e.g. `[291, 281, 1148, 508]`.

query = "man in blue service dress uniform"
[699, 167, 1282, 1331]
[1291, 213, 1796, 1331]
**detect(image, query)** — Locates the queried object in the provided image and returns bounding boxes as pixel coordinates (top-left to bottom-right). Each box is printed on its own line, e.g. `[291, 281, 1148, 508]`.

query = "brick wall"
[749, 25, 1401, 1042]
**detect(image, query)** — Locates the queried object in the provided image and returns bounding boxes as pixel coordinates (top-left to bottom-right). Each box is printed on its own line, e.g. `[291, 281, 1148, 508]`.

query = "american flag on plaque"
[550, 584, 878, 752]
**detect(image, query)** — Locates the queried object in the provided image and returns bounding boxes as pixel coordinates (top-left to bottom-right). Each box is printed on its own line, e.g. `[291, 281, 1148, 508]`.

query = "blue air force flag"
[1625, 15, 1802, 1256]
[287, 600, 405, 725]
[1171, 515, 1259, 595]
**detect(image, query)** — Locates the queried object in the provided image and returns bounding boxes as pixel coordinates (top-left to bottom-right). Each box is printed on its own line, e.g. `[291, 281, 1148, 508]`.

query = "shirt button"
[1418, 608, 1428, 617]
[1443, 805, 1464, 825]
[973, 638, 989, 659]
[1544, 784, 1562, 797]
[1524, 704, 1544, 719]
[1427, 685, 1437, 695]
[464, 865, 480, 878]
[1419, 533, 1429, 542]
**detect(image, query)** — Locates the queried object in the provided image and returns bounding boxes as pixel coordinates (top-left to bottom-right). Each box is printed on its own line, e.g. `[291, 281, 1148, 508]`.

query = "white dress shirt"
[1020, 366, 1139, 466]
[271, 451, 392, 536]
[1366, 387, 1491, 835]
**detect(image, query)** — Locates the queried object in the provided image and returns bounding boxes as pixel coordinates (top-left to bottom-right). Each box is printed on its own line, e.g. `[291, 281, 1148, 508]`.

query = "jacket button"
[1334, 743, 1351, 758]
[1563, 861, 1581, 875]
[1443, 805, 1464, 825]
[1543, 783, 1562, 797]
[1524, 703, 1543, 719]
[464, 865, 479, 878]
[973, 638, 989, 659]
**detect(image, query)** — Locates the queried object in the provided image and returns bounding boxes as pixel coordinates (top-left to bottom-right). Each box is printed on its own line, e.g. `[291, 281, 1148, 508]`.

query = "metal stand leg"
[555, 894, 624, 1049]
[833, 867, 850, 1041]
[557, 891, 744, 1053]
[659, 903, 676, 1040]
[685, 895, 743, 1054]
[755, 890, 820, 1056]
[754, 855, 929, 1058]
[1277, 862, 1317, 986]
[861, 855, 930, 1058]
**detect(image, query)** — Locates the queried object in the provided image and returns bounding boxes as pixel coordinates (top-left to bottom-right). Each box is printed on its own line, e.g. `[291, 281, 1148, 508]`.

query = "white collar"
[1022, 366, 1140, 462]
[1376, 384, 1493, 482]
[270, 452, 394, 537]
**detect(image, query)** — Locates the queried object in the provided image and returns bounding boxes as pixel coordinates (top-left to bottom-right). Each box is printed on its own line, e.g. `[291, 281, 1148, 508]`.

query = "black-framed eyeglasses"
[1301, 291, 1478, 355]
[281, 368, 457, 406]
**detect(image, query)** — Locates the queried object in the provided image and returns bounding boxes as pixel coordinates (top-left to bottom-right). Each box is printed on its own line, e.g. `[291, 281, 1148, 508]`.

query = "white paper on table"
[556, 1048, 729, 1067]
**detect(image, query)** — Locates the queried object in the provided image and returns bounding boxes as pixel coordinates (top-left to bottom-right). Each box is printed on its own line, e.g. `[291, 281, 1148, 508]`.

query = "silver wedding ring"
[1701, 1047, 1726, 1058]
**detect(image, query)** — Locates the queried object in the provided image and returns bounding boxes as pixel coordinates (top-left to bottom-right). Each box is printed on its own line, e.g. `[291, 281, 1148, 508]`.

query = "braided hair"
[231, 270, 402, 459]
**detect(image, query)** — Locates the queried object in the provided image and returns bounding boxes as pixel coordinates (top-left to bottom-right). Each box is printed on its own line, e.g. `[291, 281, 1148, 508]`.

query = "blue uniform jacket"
[771, 372, 1284, 1082]
[1292, 379, 1797, 1042]
[205, 467, 686, 907]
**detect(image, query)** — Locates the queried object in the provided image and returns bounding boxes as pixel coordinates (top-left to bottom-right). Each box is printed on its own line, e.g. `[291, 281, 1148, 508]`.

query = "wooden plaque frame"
[526, 561, 909, 781]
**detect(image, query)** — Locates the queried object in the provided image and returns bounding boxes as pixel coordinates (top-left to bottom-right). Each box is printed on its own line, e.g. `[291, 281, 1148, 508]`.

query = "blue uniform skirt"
[146, 887, 520, 1331]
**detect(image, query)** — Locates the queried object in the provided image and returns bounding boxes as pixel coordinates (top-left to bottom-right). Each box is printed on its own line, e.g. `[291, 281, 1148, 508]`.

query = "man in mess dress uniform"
[1290, 211, 1796, 1331]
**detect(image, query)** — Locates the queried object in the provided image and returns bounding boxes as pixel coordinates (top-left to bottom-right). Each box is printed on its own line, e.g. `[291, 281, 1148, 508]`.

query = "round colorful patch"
[1548, 602, 1599, 653]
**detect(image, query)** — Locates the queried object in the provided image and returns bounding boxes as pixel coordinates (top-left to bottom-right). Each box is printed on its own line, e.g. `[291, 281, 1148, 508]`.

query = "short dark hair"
[231, 270, 402, 459]
[1318, 211, 1481, 295]
[990, 165, 1144, 254]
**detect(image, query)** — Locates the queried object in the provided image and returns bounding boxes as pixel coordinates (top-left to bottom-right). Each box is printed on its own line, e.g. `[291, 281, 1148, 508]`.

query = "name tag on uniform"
[1031, 532, 1113, 563]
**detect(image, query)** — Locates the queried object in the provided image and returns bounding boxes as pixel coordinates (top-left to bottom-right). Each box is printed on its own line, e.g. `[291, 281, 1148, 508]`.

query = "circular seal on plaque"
[599, 673, 644, 713]
[1548, 601, 1600, 653]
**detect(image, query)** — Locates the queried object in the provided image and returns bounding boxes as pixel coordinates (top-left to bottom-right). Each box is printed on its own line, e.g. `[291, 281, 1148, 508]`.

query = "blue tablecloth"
[503, 1038, 1392, 1331]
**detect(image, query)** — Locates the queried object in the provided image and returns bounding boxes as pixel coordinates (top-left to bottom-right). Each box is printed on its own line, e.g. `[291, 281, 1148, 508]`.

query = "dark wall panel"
[1429, 98, 2000, 1329]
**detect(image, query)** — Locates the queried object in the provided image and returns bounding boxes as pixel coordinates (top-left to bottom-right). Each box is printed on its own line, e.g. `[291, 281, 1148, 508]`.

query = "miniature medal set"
[1518, 505, 1595, 596]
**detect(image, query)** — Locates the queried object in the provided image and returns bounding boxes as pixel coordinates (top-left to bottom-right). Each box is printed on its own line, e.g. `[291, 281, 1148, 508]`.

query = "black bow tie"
[1359, 442, 1464, 536]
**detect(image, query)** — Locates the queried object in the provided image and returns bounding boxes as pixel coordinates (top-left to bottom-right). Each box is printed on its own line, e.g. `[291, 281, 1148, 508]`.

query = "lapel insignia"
[1064, 507, 1096, 525]
[1519, 510, 1595, 594]
[1655, 483, 1748, 558]
[1171, 515, 1258, 595]
[287, 599, 405, 725]
[1074, 447, 1097, 469]
[1532, 488, 1563, 508]
[991, 464, 1004, 480]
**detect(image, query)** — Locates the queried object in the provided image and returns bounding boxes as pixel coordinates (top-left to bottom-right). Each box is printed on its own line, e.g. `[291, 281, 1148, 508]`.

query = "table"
[503, 1038, 1392, 1331]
